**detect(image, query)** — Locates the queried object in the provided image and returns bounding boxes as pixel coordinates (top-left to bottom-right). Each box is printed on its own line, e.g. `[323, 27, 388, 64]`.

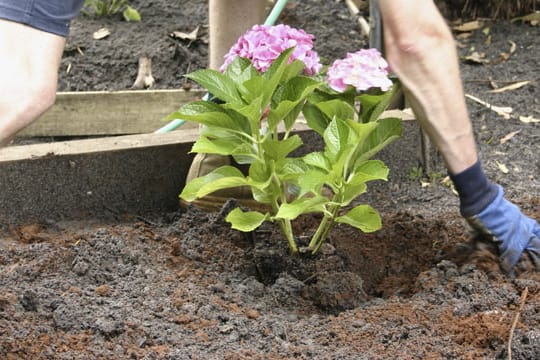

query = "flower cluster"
[220, 24, 322, 75]
[326, 49, 392, 92]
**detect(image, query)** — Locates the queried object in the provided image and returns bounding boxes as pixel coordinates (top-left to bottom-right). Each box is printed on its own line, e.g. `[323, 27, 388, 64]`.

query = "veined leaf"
[283, 102, 305, 133]
[226, 208, 268, 232]
[357, 80, 400, 123]
[249, 159, 272, 183]
[303, 151, 331, 172]
[275, 196, 327, 220]
[348, 160, 389, 185]
[198, 126, 248, 142]
[280, 59, 306, 83]
[335, 205, 381, 232]
[268, 76, 322, 131]
[180, 166, 247, 201]
[298, 169, 329, 195]
[302, 102, 330, 136]
[303, 88, 356, 136]
[315, 99, 356, 123]
[192, 136, 254, 158]
[240, 77, 268, 105]
[354, 117, 402, 164]
[341, 182, 368, 206]
[276, 158, 310, 183]
[179, 176, 207, 202]
[197, 176, 249, 198]
[261, 48, 295, 107]
[345, 118, 379, 145]
[323, 118, 350, 161]
[323, 118, 377, 162]
[226, 96, 264, 132]
[262, 135, 303, 161]
[175, 101, 249, 132]
[185, 69, 242, 104]
[224, 57, 259, 85]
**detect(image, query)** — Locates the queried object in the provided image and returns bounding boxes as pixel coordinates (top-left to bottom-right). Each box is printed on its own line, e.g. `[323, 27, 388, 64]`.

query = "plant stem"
[279, 219, 298, 254]
[308, 215, 328, 249]
[309, 203, 339, 254]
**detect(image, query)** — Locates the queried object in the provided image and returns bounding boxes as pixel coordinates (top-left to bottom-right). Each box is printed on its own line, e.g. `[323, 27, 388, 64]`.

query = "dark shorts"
[0, 0, 85, 37]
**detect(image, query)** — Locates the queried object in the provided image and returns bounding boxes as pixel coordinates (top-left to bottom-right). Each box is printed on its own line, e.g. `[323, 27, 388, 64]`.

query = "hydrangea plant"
[169, 24, 402, 255]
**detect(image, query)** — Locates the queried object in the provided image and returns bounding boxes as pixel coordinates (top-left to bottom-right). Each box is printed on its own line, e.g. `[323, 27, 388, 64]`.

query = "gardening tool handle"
[369, 0, 383, 51]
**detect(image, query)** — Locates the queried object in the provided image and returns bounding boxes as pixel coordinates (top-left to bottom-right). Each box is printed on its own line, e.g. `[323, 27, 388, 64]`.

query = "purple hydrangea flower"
[220, 24, 322, 75]
[326, 49, 392, 92]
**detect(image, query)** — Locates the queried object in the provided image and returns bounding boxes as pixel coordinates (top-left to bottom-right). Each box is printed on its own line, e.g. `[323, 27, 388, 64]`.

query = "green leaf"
[268, 76, 322, 131]
[341, 182, 367, 205]
[262, 135, 303, 161]
[275, 158, 310, 182]
[174, 101, 249, 132]
[357, 81, 400, 123]
[197, 176, 249, 198]
[335, 205, 381, 232]
[261, 48, 295, 106]
[354, 117, 402, 164]
[248, 159, 271, 183]
[324, 118, 378, 162]
[344, 118, 379, 145]
[224, 57, 259, 84]
[179, 176, 207, 202]
[275, 196, 327, 220]
[323, 118, 350, 161]
[281, 59, 306, 83]
[240, 77, 268, 105]
[282, 102, 305, 133]
[122, 5, 141, 21]
[191, 136, 254, 158]
[349, 160, 389, 184]
[298, 169, 329, 195]
[185, 69, 242, 104]
[226, 95, 264, 131]
[180, 166, 247, 201]
[303, 152, 330, 172]
[367, 81, 400, 123]
[226, 208, 268, 232]
[303, 102, 330, 136]
[315, 99, 356, 122]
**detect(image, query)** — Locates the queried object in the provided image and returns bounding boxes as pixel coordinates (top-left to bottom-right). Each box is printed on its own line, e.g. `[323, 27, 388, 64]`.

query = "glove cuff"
[449, 160, 499, 217]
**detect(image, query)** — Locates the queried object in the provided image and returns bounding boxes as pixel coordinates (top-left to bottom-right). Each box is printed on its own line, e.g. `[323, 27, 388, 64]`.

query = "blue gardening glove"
[466, 185, 540, 273]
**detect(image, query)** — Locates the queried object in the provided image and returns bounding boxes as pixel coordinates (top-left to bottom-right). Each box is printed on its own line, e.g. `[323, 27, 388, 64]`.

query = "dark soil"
[2, 0, 540, 359]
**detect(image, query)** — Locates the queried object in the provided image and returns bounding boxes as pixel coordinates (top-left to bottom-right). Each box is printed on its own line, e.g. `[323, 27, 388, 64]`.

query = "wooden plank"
[0, 132, 197, 225]
[1, 130, 200, 163]
[17, 89, 415, 138]
[18, 89, 206, 137]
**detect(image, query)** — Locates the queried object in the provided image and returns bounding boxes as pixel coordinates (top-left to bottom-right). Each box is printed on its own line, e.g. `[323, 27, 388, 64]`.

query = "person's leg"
[377, 0, 539, 272]
[185, 0, 267, 207]
[0, 20, 65, 146]
[0, 0, 84, 147]
[377, 0, 477, 174]
[208, 0, 266, 70]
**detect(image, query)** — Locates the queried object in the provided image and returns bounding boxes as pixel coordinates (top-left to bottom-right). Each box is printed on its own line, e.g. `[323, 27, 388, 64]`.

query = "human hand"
[466, 185, 540, 273]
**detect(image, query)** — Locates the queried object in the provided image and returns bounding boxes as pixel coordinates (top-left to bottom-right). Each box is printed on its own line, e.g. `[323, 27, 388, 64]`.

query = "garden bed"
[1, 1, 539, 358]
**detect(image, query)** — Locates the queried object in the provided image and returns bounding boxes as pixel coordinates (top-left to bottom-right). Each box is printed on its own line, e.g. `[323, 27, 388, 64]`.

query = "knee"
[384, 17, 455, 66]
[7, 80, 57, 121]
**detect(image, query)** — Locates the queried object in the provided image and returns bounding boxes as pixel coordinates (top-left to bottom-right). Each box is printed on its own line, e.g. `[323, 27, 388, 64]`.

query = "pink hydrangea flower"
[220, 24, 322, 75]
[326, 49, 392, 92]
